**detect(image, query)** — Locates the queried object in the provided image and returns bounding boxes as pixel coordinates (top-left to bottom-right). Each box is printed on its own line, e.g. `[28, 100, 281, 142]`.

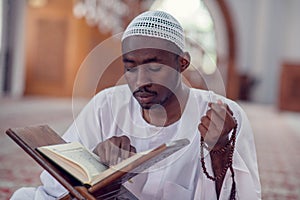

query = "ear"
[178, 52, 190, 73]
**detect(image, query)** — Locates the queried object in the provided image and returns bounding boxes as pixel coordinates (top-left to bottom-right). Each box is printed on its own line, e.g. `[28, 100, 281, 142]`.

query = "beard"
[134, 89, 174, 110]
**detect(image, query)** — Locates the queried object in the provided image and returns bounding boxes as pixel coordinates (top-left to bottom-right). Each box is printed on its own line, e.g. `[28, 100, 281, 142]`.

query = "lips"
[134, 93, 156, 104]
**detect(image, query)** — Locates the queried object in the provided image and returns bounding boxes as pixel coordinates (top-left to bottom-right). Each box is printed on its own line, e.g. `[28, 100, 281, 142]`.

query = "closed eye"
[125, 66, 137, 72]
[123, 58, 136, 72]
[148, 65, 162, 72]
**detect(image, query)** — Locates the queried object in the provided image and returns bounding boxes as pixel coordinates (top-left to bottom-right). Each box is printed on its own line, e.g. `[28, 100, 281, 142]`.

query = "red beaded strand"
[200, 123, 237, 200]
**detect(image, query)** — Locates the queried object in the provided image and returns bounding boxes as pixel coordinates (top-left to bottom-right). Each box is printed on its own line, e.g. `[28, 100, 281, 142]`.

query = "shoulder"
[190, 88, 246, 122]
[191, 88, 243, 109]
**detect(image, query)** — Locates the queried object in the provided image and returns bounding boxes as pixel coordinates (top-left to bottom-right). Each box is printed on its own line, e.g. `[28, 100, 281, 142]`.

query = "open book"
[6, 125, 189, 199]
[37, 142, 108, 186]
[37, 140, 189, 187]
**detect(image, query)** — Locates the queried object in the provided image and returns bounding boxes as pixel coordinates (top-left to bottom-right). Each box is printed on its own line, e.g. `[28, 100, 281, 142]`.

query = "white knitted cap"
[122, 10, 185, 52]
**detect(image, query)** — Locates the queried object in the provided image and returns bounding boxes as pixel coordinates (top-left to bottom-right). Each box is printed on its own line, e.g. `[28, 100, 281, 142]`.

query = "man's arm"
[198, 100, 237, 198]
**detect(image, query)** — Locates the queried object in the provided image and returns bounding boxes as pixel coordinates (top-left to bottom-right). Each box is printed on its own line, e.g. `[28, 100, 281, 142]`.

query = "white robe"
[11, 85, 261, 200]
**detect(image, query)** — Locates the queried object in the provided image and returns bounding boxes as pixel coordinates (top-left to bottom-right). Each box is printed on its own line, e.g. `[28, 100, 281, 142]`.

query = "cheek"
[155, 69, 180, 89]
[124, 67, 180, 90]
[124, 73, 136, 90]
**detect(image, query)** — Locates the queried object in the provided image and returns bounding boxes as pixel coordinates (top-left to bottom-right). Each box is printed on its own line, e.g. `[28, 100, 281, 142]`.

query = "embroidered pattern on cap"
[122, 10, 185, 51]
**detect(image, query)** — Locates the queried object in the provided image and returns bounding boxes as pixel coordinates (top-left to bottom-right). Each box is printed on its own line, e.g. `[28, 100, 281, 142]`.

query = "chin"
[139, 103, 152, 110]
[139, 102, 165, 110]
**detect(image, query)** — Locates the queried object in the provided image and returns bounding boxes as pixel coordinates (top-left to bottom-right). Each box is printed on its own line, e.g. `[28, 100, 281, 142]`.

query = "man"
[11, 10, 261, 199]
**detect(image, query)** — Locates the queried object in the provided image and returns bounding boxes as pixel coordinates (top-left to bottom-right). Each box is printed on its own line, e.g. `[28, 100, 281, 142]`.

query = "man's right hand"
[93, 136, 136, 166]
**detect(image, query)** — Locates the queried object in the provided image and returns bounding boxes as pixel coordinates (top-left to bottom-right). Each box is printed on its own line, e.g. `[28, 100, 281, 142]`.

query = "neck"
[143, 84, 190, 127]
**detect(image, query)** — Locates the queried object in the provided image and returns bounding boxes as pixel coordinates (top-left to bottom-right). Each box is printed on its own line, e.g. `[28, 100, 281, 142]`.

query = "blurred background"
[0, 0, 299, 199]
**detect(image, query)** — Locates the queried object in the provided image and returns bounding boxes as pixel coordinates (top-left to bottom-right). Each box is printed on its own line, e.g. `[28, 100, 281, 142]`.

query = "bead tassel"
[200, 123, 237, 200]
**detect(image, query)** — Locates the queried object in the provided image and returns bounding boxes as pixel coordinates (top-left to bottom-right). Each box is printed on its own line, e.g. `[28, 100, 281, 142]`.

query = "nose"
[136, 67, 151, 88]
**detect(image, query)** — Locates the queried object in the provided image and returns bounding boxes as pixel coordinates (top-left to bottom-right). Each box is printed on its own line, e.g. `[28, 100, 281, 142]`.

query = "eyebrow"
[143, 57, 159, 64]
[122, 58, 134, 63]
[123, 56, 160, 64]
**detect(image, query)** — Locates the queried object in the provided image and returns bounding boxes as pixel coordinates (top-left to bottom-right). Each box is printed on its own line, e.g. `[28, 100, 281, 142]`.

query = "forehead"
[122, 35, 181, 56]
[122, 48, 175, 61]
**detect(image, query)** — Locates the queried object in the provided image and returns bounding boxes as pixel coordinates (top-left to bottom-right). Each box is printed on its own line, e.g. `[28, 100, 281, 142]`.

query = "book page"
[38, 142, 108, 183]
[58, 146, 108, 177]
[88, 139, 190, 190]
[38, 139, 190, 188]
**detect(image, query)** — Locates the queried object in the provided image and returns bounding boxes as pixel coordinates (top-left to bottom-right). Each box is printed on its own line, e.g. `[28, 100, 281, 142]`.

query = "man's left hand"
[198, 100, 237, 150]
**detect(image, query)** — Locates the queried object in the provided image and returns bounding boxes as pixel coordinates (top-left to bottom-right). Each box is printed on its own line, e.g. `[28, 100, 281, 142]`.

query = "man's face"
[122, 36, 183, 109]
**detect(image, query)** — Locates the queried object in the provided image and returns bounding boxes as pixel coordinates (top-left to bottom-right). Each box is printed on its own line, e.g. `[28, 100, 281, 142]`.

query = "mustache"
[133, 86, 157, 96]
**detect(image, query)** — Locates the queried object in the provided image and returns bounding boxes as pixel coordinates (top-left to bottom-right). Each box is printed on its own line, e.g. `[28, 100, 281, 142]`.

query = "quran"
[6, 125, 189, 199]
[37, 140, 189, 187]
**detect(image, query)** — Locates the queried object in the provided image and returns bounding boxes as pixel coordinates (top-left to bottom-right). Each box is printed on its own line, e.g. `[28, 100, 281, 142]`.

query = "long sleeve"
[10, 171, 68, 200]
[195, 99, 261, 200]
[229, 107, 261, 199]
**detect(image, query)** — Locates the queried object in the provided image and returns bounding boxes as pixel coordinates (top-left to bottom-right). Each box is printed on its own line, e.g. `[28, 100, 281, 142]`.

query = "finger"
[130, 145, 136, 153]
[218, 101, 234, 116]
[111, 146, 120, 166]
[208, 99, 223, 107]
[120, 136, 131, 160]
[200, 116, 220, 138]
[129, 146, 137, 156]
[206, 109, 225, 131]
[200, 116, 211, 130]
[95, 145, 107, 164]
[104, 138, 112, 164]
[206, 130, 222, 147]
[200, 113, 225, 146]
[198, 123, 207, 138]
[101, 144, 110, 166]
[209, 108, 227, 132]
[201, 115, 220, 134]
[209, 103, 227, 121]
[210, 100, 234, 116]
[104, 140, 112, 165]
[205, 109, 213, 119]
[209, 102, 226, 113]
[93, 144, 101, 156]
[109, 137, 121, 165]
[216, 105, 235, 127]
[211, 106, 237, 139]
[209, 99, 224, 105]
